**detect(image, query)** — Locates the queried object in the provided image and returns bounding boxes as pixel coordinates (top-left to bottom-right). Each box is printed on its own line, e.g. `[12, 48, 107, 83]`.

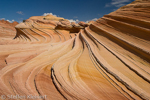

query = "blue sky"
[0, 0, 134, 23]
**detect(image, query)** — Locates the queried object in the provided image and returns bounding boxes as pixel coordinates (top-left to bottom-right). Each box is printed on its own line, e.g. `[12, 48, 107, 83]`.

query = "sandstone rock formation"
[0, 20, 18, 45]
[0, 0, 150, 100]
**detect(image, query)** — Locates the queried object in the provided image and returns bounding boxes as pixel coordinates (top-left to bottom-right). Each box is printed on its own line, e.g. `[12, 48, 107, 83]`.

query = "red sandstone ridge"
[11, 21, 19, 27]
[0, 0, 150, 100]
[0, 20, 18, 44]
[0, 20, 18, 27]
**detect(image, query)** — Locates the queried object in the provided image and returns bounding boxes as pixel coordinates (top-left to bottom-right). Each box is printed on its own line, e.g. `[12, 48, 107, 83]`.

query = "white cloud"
[43, 13, 57, 17]
[92, 18, 98, 21]
[105, 0, 131, 8]
[85, 21, 88, 23]
[19, 21, 22, 23]
[112, 8, 118, 11]
[74, 16, 78, 18]
[86, 18, 98, 23]
[0, 18, 5, 20]
[68, 19, 79, 23]
[17, 18, 23, 23]
[105, 4, 111, 7]
[111, 0, 130, 5]
[115, 4, 126, 7]
[16, 11, 24, 15]
[0, 18, 15, 23]
[43, 13, 80, 23]
[6, 19, 15, 23]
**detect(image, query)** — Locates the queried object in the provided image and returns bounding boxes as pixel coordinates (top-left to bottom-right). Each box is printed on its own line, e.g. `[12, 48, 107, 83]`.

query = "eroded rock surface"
[0, 0, 150, 100]
[0, 20, 18, 45]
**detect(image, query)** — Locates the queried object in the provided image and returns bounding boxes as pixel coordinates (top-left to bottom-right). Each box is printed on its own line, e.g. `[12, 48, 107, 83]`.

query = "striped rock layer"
[0, 0, 150, 100]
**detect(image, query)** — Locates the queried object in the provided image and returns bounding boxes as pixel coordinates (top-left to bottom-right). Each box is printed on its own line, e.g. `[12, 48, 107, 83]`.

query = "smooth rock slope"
[0, 0, 150, 100]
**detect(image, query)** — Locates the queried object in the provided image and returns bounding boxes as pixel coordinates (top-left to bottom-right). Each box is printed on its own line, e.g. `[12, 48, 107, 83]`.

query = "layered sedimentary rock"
[0, 0, 150, 100]
[0, 20, 18, 45]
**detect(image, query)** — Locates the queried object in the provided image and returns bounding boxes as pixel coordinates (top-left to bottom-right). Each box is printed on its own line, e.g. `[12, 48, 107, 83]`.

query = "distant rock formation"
[0, 20, 18, 44]
[0, 0, 150, 100]
[0, 20, 18, 27]
[14, 14, 87, 41]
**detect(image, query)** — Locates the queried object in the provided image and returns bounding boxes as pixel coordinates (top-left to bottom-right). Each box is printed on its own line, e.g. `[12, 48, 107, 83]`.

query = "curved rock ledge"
[0, 0, 150, 100]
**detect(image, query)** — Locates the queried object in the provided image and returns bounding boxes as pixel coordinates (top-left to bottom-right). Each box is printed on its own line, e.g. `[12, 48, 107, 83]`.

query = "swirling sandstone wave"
[0, 0, 150, 100]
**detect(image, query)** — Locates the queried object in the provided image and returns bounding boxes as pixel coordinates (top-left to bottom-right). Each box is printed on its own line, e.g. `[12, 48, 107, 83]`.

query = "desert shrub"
[23, 20, 26, 22]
